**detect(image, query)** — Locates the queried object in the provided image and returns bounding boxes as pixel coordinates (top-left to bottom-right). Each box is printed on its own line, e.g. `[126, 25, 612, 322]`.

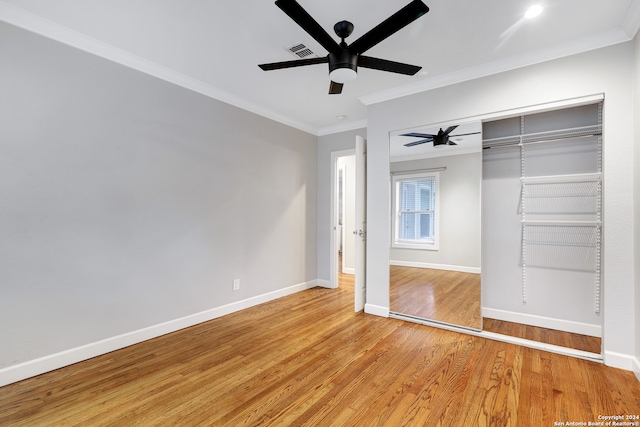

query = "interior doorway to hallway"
[330, 134, 366, 313]
[330, 150, 356, 298]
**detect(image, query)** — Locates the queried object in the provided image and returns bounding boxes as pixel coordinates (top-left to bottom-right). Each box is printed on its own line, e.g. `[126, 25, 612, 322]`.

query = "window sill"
[392, 242, 439, 251]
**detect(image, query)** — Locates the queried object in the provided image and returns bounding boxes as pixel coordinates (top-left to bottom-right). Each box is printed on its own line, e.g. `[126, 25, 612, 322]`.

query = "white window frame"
[391, 171, 440, 250]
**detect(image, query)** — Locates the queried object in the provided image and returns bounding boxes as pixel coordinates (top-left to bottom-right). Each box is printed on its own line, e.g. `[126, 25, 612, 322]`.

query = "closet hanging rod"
[522, 220, 602, 226]
[520, 172, 602, 184]
[483, 124, 602, 149]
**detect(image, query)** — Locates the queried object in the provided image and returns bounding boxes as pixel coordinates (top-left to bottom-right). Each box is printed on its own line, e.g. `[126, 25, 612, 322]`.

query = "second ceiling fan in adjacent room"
[401, 126, 481, 147]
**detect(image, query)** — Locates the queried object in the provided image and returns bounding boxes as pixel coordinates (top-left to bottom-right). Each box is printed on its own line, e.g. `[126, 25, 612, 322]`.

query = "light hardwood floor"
[390, 266, 482, 329]
[483, 318, 602, 355]
[390, 266, 602, 354]
[1, 275, 639, 426]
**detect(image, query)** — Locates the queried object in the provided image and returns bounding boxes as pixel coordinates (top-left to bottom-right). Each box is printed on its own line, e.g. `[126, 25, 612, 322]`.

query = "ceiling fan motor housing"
[329, 49, 358, 74]
[434, 135, 449, 146]
[330, 20, 357, 77]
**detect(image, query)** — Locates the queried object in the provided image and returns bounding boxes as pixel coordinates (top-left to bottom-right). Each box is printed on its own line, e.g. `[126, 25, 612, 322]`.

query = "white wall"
[634, 32, 640, 380]
[365, 41, 636, 370]
[0, 22, 317, 384]
[390, 153, 481, 271]
[482, 131, 602, 335]
[316, 129, 365, 283]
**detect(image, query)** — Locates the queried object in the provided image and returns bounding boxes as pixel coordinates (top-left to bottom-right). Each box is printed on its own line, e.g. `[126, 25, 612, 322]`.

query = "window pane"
[399, 178, 435, 211]
[419, 212, 434, 239]
[394, 174, 438, 247]
[399, 212, 434, 241]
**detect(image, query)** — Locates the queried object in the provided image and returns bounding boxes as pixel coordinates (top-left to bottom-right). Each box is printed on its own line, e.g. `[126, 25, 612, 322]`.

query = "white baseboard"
[603, 351, 638, 371]
[316, 279, 334, 289]
[483, 307, 601, 337]
[390, 260, 481, 274]
[633, 357, 640, 382]
[341, 267, 355, 275]
[365, 304, 389, 318]
[0, 280, 318, 388]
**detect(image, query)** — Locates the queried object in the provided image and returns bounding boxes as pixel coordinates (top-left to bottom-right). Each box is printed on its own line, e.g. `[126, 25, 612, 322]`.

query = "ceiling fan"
[401, 126, 481, 147]
[259, 0, 430, 94]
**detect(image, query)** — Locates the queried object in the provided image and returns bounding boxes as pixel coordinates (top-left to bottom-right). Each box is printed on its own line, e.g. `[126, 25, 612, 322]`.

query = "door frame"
[354, 135, 367, 312]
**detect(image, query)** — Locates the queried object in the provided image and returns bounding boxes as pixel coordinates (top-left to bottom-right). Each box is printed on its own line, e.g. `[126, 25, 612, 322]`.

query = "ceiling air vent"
[287, 43, 318, 59]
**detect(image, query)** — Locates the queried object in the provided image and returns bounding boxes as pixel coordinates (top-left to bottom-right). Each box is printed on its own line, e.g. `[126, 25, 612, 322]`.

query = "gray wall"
[365, 41, 636, 370]
[316, 128, 365, 283]
[390, 153, 481, 270]
[0, 22, 317, 370]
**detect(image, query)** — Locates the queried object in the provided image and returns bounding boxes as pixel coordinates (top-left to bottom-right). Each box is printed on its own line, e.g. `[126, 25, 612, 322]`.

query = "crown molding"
[3, 1, 637, 136]
[622, 0, 640, 38]
[317, 119, 368, 136]
[0, 1, 320, 136]
[360, 28, 632, 106]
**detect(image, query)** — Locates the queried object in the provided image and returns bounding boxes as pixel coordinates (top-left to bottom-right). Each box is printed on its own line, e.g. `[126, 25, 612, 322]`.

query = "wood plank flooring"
[483, 318, 602, 354]
[1, 275, 639, 426]
[390, 266, 601, 354]
[390, 266, 482, 329]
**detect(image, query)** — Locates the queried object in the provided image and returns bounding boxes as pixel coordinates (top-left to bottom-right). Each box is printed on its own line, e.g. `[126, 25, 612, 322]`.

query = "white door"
[354, 136, 367, 312]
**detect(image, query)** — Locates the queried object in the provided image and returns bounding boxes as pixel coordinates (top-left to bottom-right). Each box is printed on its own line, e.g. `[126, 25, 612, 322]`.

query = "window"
[392, 172, 439, 250]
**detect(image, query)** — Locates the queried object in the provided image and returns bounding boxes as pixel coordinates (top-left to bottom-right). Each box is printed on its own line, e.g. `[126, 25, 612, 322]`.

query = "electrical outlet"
[233, 279, 240, 291]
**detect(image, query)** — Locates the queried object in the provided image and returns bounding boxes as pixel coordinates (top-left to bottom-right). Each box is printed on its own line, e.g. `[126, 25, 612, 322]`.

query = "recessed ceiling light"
[418, 70, 429, 76]
[336, 115, 347, 120]
[525, 4, 543, 19]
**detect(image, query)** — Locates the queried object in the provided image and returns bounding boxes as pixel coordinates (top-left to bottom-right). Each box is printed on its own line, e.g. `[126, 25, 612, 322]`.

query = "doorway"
[330, 150, 355, 292]
[330, 136, 366, 312]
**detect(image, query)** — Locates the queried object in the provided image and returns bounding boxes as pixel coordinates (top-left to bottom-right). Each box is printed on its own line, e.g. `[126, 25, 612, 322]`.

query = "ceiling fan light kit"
[259, 0, 430, 94]
[328, 34, 358, 83]
[329, 67, 357, 84]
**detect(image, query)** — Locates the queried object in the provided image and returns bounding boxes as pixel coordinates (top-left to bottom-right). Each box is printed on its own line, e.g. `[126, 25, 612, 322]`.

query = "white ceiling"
[1, 0, 639, 135]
